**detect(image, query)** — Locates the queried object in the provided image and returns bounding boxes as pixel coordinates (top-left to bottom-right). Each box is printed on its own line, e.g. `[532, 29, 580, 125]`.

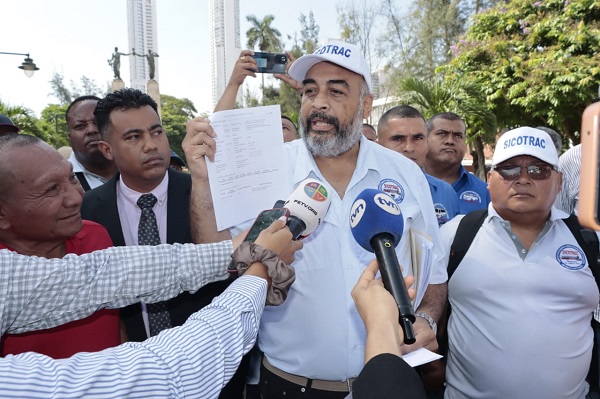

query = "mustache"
[306, 112, 340, 131]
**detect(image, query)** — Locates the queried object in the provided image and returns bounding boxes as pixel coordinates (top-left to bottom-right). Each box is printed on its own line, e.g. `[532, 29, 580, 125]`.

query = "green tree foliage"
[395, 77, 496, 177]
[379, 0, 466, 82]
[161, 94, 197, 161]
[38, 104, 70, 148]
[0, 101, 43, 139]
[439, 0, 600, 143]
[299, 11, 320, 54]
[337, 0, 378, 68]
[49, 72, 107, 105]
[246, 15, 283, 51]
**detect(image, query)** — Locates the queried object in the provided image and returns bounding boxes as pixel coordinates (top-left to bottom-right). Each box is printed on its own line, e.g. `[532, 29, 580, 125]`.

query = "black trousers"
[259, 363, 349, 399]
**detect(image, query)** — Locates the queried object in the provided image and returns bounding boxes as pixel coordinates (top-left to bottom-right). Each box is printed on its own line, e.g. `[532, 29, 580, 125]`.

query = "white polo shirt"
[441, 205, 598, 399]
[68, 152, 108, 190]
[232, 135, 446, 380]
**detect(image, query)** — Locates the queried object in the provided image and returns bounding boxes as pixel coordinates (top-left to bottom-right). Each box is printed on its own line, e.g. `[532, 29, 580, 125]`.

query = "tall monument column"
[147, 79, 161, 116]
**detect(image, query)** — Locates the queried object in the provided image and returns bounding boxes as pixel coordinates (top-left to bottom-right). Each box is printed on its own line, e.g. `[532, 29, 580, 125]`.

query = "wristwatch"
[415, 311, 438, 335]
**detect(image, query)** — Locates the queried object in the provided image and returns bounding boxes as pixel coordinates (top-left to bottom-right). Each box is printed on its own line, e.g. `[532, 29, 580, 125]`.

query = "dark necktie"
[137, 193, 172, 336]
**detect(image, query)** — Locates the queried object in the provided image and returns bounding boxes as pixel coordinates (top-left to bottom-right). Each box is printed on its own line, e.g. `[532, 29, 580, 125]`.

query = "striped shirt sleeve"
[0, 275, 267, 399]
[0, 241, 233, 334]
[554, 144, 581, 214]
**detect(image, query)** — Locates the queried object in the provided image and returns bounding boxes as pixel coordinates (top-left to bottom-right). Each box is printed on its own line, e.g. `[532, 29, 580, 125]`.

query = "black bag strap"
[563, 214, 600, 287]
[448, 209, 489, 281]
[75, 172, 92, 192]
[437, 209, 488, 359]
[563, 214, 600, 392]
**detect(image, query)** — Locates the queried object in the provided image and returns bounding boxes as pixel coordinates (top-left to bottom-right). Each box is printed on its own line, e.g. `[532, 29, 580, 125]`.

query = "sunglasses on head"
[493, 164, 557, 181]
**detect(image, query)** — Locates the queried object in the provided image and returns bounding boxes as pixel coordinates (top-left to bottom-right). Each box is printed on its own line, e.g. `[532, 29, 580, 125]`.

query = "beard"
[299, 107, 364, 158]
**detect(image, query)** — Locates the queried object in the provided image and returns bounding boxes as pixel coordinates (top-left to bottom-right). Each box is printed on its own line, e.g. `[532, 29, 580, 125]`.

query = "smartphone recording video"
[253, 52, 287, 74]
[578, 101, 600, 230]
[244, 208, 290, 242]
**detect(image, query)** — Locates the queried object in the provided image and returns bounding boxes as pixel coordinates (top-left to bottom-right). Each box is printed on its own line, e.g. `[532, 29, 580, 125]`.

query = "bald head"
[0, 134, 42, 198]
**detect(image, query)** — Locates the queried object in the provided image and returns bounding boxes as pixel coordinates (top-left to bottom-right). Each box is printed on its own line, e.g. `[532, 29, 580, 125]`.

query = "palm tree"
[0, 101, 41, 137]
[246, 14, 282, 105]
[246, 15, 282, 52]
[395, 77, 497, 178]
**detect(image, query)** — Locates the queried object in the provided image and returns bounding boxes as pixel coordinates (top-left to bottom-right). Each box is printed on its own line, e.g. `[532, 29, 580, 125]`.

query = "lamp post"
[0, 51, 39, 77]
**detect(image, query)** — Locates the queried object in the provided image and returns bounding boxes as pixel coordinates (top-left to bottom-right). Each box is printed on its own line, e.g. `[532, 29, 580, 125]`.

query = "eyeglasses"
[493, 164, 557, 181]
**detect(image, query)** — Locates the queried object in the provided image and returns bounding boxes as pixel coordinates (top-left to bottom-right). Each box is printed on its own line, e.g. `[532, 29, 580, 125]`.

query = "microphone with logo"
[349, 188, 416, 344]
[283, 178, 331, 240]
[228, 178, 331, 274]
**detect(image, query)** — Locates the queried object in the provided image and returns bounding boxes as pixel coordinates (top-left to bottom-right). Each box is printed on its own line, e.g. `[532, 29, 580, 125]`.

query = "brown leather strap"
[262, 357, 355, 392]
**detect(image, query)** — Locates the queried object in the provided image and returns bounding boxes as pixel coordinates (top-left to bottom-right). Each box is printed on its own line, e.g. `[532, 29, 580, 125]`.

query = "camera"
[253, 52, 287, 74]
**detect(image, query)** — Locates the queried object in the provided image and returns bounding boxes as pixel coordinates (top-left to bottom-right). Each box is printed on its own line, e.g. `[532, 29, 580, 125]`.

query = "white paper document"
[403, 347, 443, 367]
[207, 105, 289, 230]
[409, 228, 435, 309]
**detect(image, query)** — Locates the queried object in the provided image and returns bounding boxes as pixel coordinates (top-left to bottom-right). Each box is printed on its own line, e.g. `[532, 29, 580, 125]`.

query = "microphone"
[349, 188, 416, 345]
[283, 178, 331, 239]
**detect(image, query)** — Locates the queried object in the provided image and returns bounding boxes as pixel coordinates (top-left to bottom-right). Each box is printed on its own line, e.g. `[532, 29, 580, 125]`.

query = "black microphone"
[350, 188, 416, 344]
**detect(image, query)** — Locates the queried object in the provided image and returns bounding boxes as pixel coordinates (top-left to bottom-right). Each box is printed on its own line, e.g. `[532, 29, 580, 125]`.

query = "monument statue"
[133, 48, 160, 80]
[107, 47, 129, 80]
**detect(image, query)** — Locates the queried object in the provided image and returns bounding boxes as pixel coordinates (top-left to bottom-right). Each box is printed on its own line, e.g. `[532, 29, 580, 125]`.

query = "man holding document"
[183, 40, 447, 398]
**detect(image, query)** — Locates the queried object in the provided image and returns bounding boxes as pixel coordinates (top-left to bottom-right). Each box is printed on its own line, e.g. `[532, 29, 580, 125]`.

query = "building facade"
[209, 0, 241, 109]
[127, 0, 158, 91]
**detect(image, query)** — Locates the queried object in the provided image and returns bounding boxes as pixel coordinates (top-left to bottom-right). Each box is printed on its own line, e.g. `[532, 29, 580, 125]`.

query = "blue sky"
[1, 0, 341, 116]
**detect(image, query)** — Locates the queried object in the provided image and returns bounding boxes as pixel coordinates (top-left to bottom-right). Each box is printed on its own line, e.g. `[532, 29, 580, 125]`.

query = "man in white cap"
[183, 40, 446, 398]
[439, 126, 599, 398]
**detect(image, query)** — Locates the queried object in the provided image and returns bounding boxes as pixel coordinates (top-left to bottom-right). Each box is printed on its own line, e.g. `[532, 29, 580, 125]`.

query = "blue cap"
[170, 149, 186, 167]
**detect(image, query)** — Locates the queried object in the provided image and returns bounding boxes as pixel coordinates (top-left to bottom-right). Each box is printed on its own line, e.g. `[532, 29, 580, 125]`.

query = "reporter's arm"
[2, 241, 233, 334]
[0, 274, 268, 399]
[350, 261, 426, 399]
[352, 354, 427, 399]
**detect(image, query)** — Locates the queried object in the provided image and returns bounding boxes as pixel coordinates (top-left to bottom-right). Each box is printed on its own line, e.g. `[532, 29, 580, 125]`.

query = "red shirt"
[1, 220, 121, 359]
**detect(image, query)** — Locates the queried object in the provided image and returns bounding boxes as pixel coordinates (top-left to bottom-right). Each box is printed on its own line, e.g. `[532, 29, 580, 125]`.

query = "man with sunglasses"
[439, 126, 599, 398]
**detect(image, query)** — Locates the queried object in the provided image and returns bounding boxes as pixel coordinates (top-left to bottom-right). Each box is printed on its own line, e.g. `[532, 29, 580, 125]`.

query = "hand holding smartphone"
[252, 52, 288, 74]
[228, 208, 290, 274]
[578, 101, 600, 230]
[244, 208, 290, 242]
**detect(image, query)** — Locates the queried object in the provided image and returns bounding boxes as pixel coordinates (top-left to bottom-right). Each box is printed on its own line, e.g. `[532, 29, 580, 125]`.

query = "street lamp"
[0, 51, 39, 77]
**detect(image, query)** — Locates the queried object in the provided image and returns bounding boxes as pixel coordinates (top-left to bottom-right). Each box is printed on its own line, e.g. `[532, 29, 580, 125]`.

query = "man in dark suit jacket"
[80, 88, 245, 399]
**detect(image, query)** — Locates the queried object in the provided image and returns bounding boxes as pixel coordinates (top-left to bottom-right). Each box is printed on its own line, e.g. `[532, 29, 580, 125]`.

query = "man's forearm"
[3, 241, 232, 334]
[190, 177, 232, 243]
[416, 282, 447, 322]
[0, 275, 267, 398]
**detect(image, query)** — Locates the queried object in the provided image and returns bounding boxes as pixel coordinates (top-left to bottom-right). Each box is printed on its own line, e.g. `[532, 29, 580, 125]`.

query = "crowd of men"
[0, 38, 597, 399]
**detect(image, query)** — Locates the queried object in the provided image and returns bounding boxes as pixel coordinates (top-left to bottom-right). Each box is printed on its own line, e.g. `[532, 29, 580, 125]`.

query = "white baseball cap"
[288, 40, 372, 92]
[492, 126, 559, 167]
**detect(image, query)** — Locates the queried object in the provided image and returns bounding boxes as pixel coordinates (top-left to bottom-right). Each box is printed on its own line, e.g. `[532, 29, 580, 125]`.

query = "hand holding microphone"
[283, 178, 331, 239]
[230, 178, 331, 272]
[350, 188, 416, 345]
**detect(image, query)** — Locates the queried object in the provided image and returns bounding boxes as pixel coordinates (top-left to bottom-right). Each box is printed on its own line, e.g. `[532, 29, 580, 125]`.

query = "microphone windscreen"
[350, 188, 404, 253]
[284, 178, 331, 236]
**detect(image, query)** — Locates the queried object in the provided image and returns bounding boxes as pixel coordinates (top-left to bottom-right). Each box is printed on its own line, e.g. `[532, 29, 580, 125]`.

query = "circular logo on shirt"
[460, 190, 482, 204]
[555, 244, 586, 270]
[434, 203, 449, 224]
[378, 178, 404, 204]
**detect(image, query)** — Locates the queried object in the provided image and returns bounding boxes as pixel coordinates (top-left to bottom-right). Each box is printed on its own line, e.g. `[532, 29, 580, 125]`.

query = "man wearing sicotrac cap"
[233, 40, 446, 398]
[439, 126, 600, 398]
